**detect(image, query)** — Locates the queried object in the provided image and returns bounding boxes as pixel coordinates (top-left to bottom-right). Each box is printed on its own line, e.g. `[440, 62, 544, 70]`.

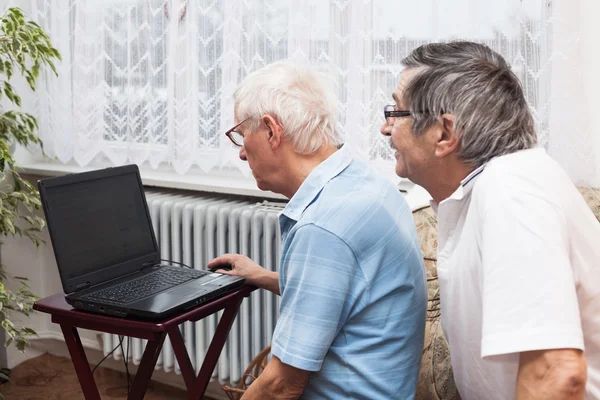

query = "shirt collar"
[281, 145, 353, 221]
[429, 164, 486, 211]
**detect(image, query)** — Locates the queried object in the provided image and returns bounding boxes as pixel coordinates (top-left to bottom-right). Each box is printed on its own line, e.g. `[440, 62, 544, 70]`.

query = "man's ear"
[435, 114, 459, 158]
[262, 114, 283, 150]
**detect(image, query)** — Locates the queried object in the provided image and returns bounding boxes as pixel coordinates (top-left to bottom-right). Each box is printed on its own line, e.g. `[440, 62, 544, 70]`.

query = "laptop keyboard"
[81, 266, 210, 304]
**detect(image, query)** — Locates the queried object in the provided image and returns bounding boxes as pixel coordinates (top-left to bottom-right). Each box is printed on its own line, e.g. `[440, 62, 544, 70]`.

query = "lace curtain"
[29, 0, 575, 183]
[546, 0, 599, 188]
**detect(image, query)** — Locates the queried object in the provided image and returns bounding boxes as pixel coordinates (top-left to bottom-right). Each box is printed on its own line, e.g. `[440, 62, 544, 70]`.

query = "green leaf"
[47, 59, 57, 76]
[18, 31, 30, 42]
[11, 38, 21, 54]
[3, 21, 14, 35]
[21, 327, 36, 335]
[26, 75, 35, 90]
[27, 43, 38, 61]
[31, 61, 39, 78]
[4, 61, 12, 79]
[16, 339, 26, 352]
[51, 48, 62, 60]
[3, 87, 13, 102]
[10, 8, 24, 18]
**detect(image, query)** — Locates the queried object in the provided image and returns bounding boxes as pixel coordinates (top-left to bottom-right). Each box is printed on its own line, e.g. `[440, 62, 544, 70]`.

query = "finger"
[214, 269, 233, 275]
[207, 254, 237, 269]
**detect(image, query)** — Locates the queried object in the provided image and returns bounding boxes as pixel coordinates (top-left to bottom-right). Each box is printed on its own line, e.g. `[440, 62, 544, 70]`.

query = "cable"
[125, 336, 132, 393]
[117, 335, 132, 394]
[92, 336, 124, 375]
[160, 259, 193, 269]
[122, 336, 131, 392]
[92, 335, 132, 394]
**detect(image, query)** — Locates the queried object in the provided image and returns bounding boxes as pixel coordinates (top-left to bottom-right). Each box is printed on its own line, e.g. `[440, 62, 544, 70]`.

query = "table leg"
[191, 296, 244, 399]
[60, 324, 101, 400]
[168, 326, 196, 390]
[128, 331, 167, 400]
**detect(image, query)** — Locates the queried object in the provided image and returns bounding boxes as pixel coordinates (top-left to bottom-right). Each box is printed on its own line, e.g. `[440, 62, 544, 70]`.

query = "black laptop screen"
[43, 171, 156, 280]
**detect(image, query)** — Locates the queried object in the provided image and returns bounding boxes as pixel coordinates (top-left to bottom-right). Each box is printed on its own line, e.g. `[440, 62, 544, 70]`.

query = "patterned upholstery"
[578, 187, 600, 222]
[412, 186, 600, 400]
[412, 206, 457, 400]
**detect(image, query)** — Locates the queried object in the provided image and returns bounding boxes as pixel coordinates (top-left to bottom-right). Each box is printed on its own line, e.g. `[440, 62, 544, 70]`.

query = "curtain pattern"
[31, 0, 555, 180]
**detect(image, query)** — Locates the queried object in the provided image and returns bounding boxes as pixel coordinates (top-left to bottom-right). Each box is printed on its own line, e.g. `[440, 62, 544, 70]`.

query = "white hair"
[233, 61, 344, 154]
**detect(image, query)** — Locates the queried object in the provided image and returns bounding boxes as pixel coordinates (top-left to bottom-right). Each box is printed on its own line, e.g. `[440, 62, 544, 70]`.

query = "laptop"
[37, 164, 245, 320]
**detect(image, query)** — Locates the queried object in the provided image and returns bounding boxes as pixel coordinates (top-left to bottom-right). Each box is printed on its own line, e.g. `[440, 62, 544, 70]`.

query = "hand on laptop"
[207, 254, 280, 296]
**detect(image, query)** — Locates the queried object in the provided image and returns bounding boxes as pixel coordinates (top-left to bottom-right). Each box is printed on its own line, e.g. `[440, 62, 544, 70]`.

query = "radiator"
[102, 190, 284, 386]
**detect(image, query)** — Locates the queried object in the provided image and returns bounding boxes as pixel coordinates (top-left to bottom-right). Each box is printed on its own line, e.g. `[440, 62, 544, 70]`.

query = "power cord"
[92, 335, 133, 394]
[117, 336, 131, 392]
[92, 336, 124, 376]
[121, 336, 132, 392]
[160, 259, 193, 269]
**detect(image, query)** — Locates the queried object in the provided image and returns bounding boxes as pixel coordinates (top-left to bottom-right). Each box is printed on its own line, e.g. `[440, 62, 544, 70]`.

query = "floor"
[0, 353, 218, 399]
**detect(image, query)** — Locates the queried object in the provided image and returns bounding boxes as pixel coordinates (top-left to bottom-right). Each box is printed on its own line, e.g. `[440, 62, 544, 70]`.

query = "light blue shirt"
[271, 145, 427, 399]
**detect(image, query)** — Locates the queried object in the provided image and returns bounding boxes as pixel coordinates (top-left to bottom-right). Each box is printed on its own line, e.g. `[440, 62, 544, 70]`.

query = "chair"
[221, 345, 271, 400]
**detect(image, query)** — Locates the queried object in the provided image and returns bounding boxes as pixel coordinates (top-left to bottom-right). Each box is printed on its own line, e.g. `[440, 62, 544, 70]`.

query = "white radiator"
[102, 190, 284, 386]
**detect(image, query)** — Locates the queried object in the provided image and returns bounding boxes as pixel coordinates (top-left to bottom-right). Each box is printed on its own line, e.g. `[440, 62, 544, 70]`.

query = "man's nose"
[380, 121, 392, 136]
[239, 146, 247, 161]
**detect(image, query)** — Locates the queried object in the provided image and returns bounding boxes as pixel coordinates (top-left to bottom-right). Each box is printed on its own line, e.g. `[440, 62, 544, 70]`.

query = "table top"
[34, 285, 256, 332]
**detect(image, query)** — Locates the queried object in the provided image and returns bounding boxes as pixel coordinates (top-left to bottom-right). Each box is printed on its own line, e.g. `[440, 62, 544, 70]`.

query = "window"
[31, 0, 552, 182]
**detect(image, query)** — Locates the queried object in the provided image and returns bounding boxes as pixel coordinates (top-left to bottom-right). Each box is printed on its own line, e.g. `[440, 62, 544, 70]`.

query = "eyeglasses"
[384, 105, 411, 125]
[224, 117, 250, 147]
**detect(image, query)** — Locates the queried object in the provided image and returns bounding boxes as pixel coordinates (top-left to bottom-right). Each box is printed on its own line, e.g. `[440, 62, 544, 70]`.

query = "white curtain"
[31, 0, 592, 184]
[547, 0, 599, 188]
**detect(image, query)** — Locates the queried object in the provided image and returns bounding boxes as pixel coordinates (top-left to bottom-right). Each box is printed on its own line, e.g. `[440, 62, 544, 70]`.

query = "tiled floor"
[0, 353, 216, 399]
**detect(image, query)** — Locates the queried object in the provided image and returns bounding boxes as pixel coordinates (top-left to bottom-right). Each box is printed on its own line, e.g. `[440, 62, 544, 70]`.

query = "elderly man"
[381, 41, 600, 400]
[208, 61, 427, 399]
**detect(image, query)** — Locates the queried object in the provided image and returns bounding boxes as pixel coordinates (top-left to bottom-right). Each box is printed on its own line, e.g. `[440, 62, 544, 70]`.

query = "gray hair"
[233, 61, 343, 154]
[401, 41, 537, 168]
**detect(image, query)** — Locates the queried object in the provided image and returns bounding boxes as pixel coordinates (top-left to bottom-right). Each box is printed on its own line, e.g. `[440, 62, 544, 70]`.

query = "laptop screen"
[43, 171, 157, 282]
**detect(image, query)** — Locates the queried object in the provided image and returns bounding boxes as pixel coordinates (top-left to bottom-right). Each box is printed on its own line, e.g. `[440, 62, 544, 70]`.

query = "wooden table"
[34, 285, 255, 400]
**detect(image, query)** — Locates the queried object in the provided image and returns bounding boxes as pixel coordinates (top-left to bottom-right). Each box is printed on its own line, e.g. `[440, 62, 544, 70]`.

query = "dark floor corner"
[0, 353, 219, 399]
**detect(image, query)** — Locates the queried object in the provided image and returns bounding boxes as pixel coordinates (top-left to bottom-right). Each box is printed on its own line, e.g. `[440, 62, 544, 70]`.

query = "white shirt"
[434, 148, 600, 400]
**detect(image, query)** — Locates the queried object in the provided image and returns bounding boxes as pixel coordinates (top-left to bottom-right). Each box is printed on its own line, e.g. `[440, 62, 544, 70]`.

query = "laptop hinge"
[75, 282, 90, 291]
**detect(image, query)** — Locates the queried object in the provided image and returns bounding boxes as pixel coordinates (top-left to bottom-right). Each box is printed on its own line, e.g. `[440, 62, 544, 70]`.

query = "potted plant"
[0, 5, 61, 365]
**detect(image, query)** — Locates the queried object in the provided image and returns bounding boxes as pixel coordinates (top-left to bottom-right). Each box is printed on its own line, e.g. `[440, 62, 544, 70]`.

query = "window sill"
[18, 161, 287, 200]
[14, 144, 430, 209]
[19, 161, 432, 210]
